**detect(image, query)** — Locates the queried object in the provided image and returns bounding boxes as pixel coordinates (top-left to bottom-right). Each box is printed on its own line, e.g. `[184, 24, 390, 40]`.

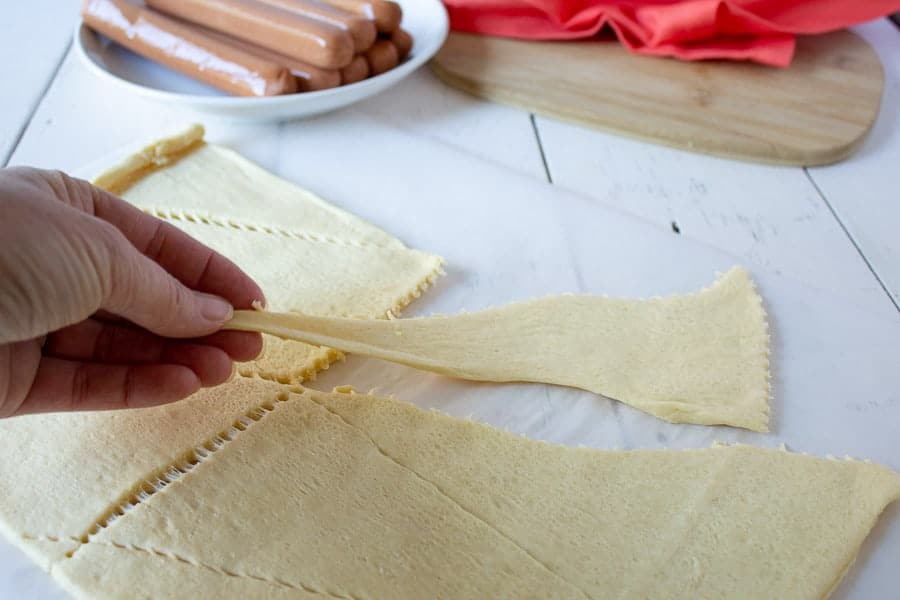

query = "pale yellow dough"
[92, 124, 402, 247]
[52, 387, 900, 600]
[226, 266, 770, 431]
[0, 378, 291, 567]
[3, 128, 891, 599]
[141, 208, 442, 320]
[92, 126, 443, 383]
[0, 127, 443, 572]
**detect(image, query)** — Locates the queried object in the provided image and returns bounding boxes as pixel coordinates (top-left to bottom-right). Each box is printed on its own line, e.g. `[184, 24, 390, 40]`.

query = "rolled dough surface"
[92, 126, 443, 383]
[227, 266, 770, 430]
[54, 387, 900, 600]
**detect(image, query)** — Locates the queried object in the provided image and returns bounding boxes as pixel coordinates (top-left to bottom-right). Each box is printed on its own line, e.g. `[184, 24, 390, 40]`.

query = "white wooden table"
[2, 3, 899, 598]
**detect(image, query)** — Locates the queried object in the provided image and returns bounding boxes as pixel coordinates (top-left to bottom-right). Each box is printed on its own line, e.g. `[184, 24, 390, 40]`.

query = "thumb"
[101, 230, 234, 338]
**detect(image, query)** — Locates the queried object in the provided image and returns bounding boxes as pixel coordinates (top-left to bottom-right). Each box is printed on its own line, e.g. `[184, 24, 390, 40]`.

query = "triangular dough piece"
[0, 378, 290, 568]
[56, 387, 899, 600]
[144, 210, 442, 319]
[228, 267, 770, 430]
[319, 389, 900, 598]
[59, 388, 585, 600]
[92, 127, 443, 383]
[92, 124, 403, 247]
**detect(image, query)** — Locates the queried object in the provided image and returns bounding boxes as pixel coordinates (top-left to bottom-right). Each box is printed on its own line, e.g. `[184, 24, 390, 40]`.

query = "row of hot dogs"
[81, 0, 411, 97]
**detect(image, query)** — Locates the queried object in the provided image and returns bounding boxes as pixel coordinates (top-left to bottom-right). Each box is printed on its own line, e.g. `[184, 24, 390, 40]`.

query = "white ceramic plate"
[73, 0, 448, 121]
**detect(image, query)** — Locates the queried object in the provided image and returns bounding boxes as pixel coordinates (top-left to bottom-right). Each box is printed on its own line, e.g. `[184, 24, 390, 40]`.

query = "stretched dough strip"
[226, 267, 770, 430]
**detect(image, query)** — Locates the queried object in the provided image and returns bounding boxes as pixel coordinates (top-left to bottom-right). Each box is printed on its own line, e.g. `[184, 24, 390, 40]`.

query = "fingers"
[44, 320, 261, 386]
[201, 330, 265, 362]
[4, 321, 264, 418]
[45, 319, 263, 365]
[97, 223, 238, 339]
[72, 175, 264, 310]
[0, 339, 42, 418]
[16, 358, 202, 415]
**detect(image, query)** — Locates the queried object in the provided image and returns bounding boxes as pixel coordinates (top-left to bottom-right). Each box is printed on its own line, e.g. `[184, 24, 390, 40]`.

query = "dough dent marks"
[53, 387, 900, 600]
[92, 126, 444, 383]
[227, 267, 771, 430]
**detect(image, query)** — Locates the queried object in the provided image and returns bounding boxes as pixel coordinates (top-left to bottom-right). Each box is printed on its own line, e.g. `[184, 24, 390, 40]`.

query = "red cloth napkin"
[443, 0, 900, 66]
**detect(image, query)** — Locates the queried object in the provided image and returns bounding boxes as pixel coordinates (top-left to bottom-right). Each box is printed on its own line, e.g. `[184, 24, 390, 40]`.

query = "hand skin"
[0, 167, 264, 418]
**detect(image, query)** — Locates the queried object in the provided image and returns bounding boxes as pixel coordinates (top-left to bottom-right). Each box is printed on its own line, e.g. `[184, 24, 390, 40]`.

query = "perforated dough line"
[226, 267, 771, 431]
[78, 540, 353, 599]
[63, 391, 294, 560]
[20, 534, 351, 598]
[305, 393, 593, 599]
[143, 207, 412, 251]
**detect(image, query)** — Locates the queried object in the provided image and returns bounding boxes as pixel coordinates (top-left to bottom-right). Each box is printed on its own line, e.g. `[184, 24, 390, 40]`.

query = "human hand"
[0, 167, 264, 417]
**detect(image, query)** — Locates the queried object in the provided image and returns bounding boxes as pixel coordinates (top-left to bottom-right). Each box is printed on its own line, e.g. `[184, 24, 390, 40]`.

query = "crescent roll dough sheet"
[0, 378, 291, 568]
[227, 267, 770, 431]
[92, 126, 443, 383]
[7, 127, 873, 599]
[53, 387, 900, 600]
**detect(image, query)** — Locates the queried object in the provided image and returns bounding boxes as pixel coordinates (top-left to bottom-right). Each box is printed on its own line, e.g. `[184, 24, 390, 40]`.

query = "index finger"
[76, 175, 265, 310]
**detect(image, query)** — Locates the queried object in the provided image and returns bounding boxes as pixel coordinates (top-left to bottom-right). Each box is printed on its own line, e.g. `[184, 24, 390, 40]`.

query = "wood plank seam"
[803, 168, 900, 314]
[2, 42, 72, 168]
[529, 114, 554, 184]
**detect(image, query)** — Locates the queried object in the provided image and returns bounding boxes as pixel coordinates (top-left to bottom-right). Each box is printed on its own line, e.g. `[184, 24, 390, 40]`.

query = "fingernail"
[196, 292, 234, 323]
[225, 363, 238, 384]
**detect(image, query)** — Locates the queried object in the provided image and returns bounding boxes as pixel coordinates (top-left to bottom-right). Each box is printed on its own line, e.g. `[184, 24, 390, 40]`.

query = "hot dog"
[340, 55, 370, 85]
[81, 0, 297, 97]
[389, 27, 412, 61]
[144, 0, 354, 69]
[255, 0, 376, 53]
[364, 39, 399, 76]
[200, 26, 342, 92]
[321, 0, 402, 33]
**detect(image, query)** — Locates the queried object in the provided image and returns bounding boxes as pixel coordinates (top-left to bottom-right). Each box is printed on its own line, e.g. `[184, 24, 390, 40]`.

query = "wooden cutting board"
[431, 31, 883, 166]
